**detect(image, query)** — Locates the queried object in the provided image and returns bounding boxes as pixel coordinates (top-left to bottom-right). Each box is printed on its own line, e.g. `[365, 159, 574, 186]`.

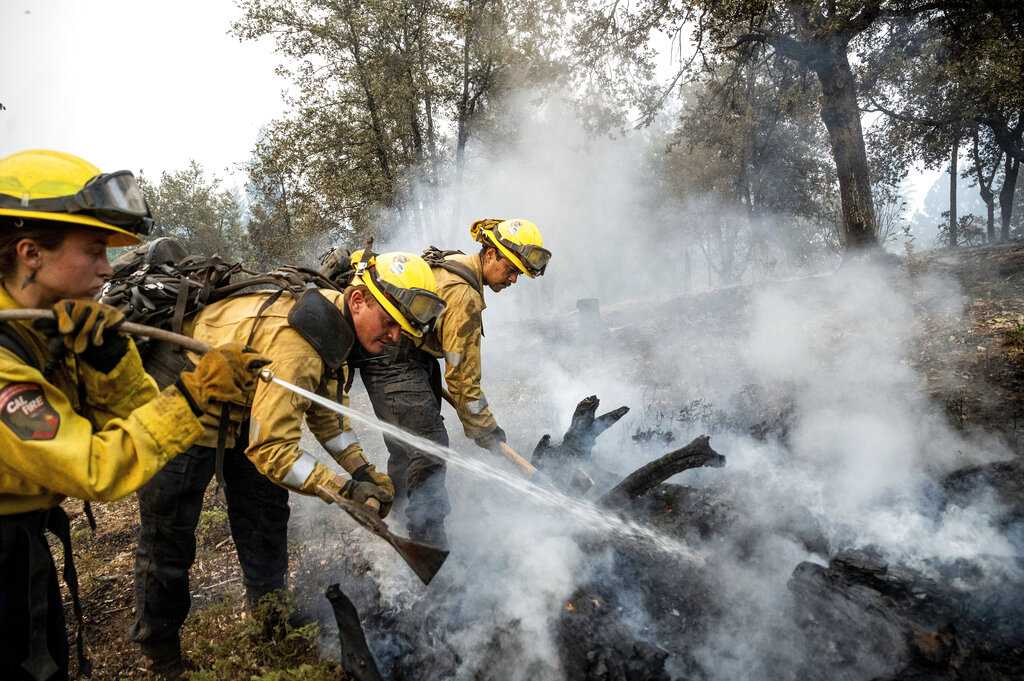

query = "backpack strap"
[287, 289, 354, 372]
[422, 246, 482, 294]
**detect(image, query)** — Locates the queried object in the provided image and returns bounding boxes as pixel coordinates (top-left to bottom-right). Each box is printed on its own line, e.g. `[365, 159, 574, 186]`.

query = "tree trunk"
[344, 18, 394, 200]
[987, 198, 996, 241]
[813, 46, 878, 250]
[453, 1, 474, 227]
[949, 138, 958, 248]
[1000, 156, 1020, 241]
[970, 126, 998, 242]
[456, 0, 474, 176]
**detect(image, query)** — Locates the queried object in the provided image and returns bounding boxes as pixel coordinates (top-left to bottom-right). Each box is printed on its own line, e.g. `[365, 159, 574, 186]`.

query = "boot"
[140, 637, 192, 680]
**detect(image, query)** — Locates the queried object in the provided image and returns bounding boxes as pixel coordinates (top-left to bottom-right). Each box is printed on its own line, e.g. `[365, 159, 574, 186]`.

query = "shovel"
[440, 388, 594, 494]
[0, 308, 449, 585]
[0, 308, 212, 353]
[314, 484, 448, 585]
[499, 441, 594, 495]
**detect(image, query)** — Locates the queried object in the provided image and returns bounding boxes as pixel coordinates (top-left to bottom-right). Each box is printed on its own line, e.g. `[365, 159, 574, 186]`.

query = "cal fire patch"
[0, 383, 60, 441]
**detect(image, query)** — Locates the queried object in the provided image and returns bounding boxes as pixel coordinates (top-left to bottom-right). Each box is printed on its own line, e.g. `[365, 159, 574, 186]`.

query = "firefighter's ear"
[348, 287, 366, 312]
[348, 286, 377, 315]
[15, 238, 42, 269]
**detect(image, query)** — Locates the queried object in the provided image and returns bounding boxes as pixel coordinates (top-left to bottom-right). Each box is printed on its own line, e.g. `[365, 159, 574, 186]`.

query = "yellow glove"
[176, 342, 270, 413]
[50, 299, 125, 350]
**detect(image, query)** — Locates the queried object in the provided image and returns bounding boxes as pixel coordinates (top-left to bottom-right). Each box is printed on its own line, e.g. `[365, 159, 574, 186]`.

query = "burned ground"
[63, 242, 1024, 679]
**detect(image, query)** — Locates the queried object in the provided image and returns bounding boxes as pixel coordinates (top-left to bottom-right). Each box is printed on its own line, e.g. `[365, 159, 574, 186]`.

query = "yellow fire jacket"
[420, 252, 500, 441]
[186, 289, 366, 495]
[0, 287, 204, 515]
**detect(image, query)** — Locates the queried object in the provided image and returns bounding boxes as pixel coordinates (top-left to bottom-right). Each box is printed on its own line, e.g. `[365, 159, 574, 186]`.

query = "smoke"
[289, 91, 1019, 680]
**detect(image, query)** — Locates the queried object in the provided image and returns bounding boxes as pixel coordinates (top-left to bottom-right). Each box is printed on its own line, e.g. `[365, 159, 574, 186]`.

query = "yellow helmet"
[0, 149, 152, 246]
[350, 249, 446, 338]
[470, 218, 551, 278]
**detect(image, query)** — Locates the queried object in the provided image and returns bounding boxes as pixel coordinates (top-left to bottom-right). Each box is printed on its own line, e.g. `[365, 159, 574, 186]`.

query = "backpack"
[100, 238, 343, 387]
[100, 238, 354, 491]
[421, 246, 481, 294]
[318, 246, 356, 289]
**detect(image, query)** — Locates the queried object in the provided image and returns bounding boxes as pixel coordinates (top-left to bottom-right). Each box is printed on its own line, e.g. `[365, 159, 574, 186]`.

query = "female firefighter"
[0, 149, 267, 681]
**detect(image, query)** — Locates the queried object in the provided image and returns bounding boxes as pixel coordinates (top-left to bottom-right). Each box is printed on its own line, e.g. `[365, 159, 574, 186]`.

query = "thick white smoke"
[290, 91, 1018, 680]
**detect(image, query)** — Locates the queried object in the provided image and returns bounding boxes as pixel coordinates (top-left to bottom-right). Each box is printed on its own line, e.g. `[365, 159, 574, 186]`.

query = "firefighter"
[131, 249, 446, 678]
[351, 218, 550, 546]
[0, 149, 267, 681]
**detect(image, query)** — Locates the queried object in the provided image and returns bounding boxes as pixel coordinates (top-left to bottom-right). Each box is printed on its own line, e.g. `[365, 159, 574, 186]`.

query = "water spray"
[258, 368, 704, 564]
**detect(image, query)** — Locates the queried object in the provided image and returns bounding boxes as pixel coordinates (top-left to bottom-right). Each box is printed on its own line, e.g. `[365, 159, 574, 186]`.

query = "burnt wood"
[599, 435, 725, 506]
[326, 583, 384, 681]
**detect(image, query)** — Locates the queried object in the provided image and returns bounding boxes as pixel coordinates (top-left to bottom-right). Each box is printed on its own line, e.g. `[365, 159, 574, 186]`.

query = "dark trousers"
[358, 346, 450, 535]
[130, 443, 290, 646]
[0, 510, 70, 681]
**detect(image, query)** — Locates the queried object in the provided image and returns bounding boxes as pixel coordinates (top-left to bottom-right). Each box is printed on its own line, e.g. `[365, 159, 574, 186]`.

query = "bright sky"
[0, 0, 286, 181]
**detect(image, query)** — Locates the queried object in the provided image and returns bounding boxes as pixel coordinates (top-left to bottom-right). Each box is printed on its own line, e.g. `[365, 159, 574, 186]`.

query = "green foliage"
[197, 507, 228, 541]
[862, 2, 1024, 241]
[183, 594, 339, 680]
[1003, 322, 1024, 350]
[141, 161, 250, 262]
[233, 0, 571, 257]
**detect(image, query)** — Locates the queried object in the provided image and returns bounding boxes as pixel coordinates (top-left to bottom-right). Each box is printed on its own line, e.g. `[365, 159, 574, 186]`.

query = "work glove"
[474, 425, 507, 452]
[44, 299, 128, 372]
[351, 463, 396, 500]
[317, 470, 394, 518]
[175, 342, 271, 414]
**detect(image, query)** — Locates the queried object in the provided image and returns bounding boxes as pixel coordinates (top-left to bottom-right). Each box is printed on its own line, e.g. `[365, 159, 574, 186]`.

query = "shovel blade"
[317, 484, 450, 584]
[387, 534, 449, 585]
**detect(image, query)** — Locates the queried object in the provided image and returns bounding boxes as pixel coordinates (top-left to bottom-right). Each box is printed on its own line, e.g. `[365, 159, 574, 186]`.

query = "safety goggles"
[356, 249, 446, 334]
[371, 269, 446, 333]
[0, 170, 152, 234]
[494, 233, 551, 276]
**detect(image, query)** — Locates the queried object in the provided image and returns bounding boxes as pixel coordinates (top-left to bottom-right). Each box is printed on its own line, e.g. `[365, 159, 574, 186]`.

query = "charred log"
[532, 395, 629, 467]
[558, 589, 671, 681]
[600, 435, 725, 507]
[326, 583, 384, 681]
[789, 549, 1024, 680]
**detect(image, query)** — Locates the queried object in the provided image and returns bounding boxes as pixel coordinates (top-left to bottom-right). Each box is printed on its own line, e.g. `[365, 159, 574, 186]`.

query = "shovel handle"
[439, 388, 538, 479]
[315, 483, 381, 514]
[498, 442, 538, 478]
[0, 309, 211, 354]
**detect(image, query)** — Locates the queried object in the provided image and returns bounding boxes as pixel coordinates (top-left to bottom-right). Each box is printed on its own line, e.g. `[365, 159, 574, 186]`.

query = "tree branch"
[730, 31, 815, 67]
[863, 93, 959, 128]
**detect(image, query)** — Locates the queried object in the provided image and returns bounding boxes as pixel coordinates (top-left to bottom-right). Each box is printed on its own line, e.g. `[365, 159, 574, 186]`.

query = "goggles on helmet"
[0, 170, 152, 235]
[374, 273, 446, 332]
[492, 231, 551, 276]
[356, 250, 446, 335]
